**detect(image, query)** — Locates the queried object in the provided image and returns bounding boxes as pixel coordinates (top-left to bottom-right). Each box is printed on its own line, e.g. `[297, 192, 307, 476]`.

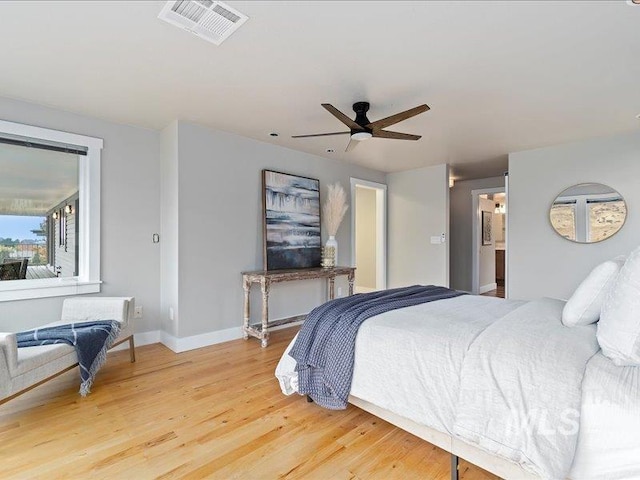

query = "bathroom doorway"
[350, 178, 387, 293]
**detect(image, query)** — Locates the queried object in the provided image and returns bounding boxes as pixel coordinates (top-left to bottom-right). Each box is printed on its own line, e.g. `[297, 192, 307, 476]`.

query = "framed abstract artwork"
[482, 210, 493, 246]
[262, 170, 321, 270]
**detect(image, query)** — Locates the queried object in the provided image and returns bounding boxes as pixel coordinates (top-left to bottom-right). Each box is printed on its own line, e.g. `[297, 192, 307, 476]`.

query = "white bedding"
[570, 353, 640, 479]
[275, 294, 640, 479]
[349, 294, 523, 435]
[453, 298, 600, 478]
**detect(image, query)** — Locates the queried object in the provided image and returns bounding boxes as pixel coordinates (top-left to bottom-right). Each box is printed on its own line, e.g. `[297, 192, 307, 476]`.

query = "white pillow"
[598, 247, 640, 366]
[562, 257, 625, 327]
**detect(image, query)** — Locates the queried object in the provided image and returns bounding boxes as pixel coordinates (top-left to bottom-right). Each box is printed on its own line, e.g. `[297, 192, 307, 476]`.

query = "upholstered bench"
[0, 297, 135, 405]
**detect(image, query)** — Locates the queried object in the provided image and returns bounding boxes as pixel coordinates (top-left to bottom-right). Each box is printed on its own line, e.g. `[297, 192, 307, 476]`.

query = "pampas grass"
[323, 183, 349, 236]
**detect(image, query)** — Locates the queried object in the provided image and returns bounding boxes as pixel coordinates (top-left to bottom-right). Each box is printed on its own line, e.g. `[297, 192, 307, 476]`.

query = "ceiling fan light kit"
[351, 131, 372, 141]
[293, 101, 430, 152]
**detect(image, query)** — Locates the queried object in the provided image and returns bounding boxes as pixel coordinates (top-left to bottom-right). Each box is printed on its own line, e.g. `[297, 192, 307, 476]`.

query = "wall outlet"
[133, 306, 143, 319]
[169, 307, 174, 321]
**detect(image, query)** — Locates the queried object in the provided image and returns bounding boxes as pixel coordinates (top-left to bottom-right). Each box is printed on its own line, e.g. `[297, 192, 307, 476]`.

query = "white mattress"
[275, 295, 640, 479]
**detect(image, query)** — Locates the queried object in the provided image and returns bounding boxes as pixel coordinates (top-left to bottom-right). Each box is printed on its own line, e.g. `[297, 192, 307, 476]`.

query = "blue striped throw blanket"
[289, 285, 465, 409]
[17, 320, 120, 396]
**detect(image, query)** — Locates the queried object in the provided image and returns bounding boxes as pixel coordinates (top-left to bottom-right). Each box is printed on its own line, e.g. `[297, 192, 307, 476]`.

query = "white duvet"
[275, 295, 640, 480]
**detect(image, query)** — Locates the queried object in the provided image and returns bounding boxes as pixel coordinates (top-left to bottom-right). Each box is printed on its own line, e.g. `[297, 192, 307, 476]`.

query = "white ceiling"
[0, 1, 638, 180]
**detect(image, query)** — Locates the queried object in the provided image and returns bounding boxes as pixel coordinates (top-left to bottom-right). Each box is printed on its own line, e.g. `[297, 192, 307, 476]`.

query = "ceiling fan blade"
[366, 104, 430, 130]
[292, 131, 350, 138]
[322, 104, 364, 131]
[372, 130, 421, 140]
[345, 138, 359, 152]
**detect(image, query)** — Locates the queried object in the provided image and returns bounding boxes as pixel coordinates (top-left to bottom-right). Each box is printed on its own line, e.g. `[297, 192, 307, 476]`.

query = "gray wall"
[0, 96, 161, 332]
[508, 130, 640, 300]
[173, 122, 385, 338]
[387, 164, 449, 288]
[449, 176, 504, 292]
[160, 122, 179, 336]
[0, 98, 385, 342]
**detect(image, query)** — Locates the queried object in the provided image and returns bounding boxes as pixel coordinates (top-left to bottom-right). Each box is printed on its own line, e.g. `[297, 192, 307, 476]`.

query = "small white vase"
[325, 235, 338, 266]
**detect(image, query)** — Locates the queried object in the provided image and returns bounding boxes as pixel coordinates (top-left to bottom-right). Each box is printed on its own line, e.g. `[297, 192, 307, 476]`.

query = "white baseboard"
[115, 317, 305, 354]
[110, 330, 161, 351]
[479, 283, 498, 294]
[160, 326, 242, 353]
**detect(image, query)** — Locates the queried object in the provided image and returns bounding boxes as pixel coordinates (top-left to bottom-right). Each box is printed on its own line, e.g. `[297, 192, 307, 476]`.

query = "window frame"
[0, 120, 102, 302]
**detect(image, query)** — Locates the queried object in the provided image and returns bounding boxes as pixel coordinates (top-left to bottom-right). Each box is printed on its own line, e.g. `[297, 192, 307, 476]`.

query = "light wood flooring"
[480, 284, 505, 299]
[0, 328, 498, 480]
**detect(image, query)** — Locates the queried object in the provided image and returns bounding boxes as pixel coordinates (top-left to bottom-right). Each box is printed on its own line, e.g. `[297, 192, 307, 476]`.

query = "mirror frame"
[549, 182, 627, 244]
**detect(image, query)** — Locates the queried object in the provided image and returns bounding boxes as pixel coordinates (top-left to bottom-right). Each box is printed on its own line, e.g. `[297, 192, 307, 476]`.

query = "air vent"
[158, 0, 248, 45]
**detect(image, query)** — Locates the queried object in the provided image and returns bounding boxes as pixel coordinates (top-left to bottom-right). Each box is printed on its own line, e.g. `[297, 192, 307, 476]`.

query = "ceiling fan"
[292, 102, 430, 152]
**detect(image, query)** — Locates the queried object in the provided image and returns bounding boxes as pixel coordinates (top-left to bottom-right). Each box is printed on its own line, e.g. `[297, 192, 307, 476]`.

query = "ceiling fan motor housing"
[352, 102, 372, 130]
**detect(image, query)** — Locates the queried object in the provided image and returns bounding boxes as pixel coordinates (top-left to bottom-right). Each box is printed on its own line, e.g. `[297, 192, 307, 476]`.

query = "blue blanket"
[17, 320, 121, 396]
[289, 285, 465, 409]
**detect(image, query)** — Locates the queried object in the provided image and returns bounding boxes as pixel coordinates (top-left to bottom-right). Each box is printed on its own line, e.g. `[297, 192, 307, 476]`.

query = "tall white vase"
[325, 235, 338, 266]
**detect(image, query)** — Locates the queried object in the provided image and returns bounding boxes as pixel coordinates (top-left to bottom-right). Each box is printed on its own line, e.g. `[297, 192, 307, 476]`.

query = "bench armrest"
[0, 332, 18, 378]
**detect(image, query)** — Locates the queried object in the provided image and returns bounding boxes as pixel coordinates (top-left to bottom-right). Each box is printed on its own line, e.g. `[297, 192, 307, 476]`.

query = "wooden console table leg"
[348, 270, 355, 296]
[242, 277, 251, 340]
[260, 278, 270, 348]
[328, 276, 335, 300]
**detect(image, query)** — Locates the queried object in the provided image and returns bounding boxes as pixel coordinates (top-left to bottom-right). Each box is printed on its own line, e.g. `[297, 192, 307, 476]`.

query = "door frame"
[471, 186, 505, 295]
[350, 178, 387, 291]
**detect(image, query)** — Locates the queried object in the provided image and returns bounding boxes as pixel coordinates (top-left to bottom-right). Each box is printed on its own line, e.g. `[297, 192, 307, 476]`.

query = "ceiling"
[0, 1, 638, 180]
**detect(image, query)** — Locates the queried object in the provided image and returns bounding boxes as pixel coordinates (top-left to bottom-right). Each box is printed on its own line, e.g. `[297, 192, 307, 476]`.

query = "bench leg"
[451, 454, 459, 480]
[128, 335, 136, 363]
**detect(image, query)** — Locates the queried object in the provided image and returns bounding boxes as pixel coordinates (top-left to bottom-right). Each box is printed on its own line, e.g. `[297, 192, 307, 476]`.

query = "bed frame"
[348, 395, 539, 480]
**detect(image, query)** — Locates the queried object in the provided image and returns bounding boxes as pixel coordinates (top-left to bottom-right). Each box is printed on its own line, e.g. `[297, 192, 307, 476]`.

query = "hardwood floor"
[480, 284, 505, 298]
[1, 328, 498, 479]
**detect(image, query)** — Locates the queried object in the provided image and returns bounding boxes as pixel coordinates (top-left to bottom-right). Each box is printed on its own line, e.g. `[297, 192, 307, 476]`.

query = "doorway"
[350, 178, 387, 293]
[471, 187, 506, 298]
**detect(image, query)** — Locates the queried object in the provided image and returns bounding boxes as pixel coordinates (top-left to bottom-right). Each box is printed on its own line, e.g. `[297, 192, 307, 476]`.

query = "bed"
[275, 292, 640, 480]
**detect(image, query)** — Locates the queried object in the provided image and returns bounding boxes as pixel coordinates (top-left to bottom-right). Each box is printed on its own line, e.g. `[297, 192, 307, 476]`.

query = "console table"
[242, 266, 356, 347]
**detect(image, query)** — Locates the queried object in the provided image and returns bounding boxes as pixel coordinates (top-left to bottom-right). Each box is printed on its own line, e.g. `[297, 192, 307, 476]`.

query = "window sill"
[0, 279, 102, 302]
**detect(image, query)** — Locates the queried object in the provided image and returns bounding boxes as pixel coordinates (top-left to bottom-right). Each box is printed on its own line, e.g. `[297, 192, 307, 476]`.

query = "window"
[550, 186, 626, 243]
[587, 198, 626, 243]
[0, 120, 102, 301]
[549, 201, 576, 241]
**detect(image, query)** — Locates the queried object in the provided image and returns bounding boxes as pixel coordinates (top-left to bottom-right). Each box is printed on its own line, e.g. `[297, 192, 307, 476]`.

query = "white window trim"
[0, 120, 102, 302]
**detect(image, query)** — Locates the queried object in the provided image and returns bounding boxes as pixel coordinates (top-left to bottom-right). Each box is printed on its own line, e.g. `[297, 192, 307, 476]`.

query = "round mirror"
[549, 183, 627, 243]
